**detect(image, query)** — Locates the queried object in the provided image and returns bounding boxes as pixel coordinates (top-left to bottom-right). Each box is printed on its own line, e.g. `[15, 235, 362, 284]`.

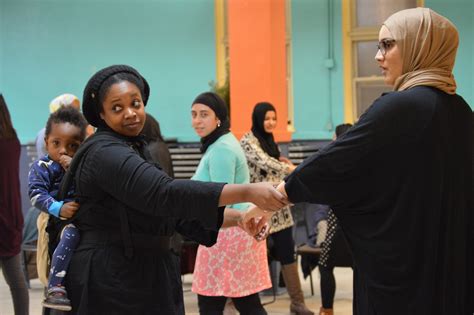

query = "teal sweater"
[192, 133, 250, 211]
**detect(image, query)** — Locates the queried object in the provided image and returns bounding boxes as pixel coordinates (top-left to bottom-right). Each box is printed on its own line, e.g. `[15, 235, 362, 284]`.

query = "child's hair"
[45, 106, 88, 140]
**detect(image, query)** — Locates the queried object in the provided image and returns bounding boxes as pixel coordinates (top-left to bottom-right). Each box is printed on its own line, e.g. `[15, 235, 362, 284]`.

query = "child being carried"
[28, 105, 88, 311]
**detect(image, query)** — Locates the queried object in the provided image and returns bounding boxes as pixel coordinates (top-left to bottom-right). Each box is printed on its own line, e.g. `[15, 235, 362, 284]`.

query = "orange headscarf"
[383, 7, 458, 94]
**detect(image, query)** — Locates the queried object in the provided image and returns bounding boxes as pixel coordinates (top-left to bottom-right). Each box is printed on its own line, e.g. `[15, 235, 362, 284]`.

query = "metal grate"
[169, 145, 202, 179]
[288, 142, 324, 165]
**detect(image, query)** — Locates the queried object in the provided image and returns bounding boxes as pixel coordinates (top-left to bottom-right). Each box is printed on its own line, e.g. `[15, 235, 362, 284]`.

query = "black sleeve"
[285, 91, 433, 207]
[86, 142, 225, 229]
[174, 205, 225, 247]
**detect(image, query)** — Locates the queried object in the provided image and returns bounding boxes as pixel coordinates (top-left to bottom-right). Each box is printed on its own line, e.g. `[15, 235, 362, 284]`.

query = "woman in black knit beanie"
[65, 65, 287, 314]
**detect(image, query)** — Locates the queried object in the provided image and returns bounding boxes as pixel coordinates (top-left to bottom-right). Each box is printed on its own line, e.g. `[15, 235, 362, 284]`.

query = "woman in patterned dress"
[191, 92, 271, 315]
[240, 102, 314, 315]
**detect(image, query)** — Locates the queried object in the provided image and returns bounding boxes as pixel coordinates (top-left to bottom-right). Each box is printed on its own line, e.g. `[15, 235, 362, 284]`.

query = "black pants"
[267, 226, 295, 265]
[319, 264, 336, 308]
[197, 293, 267, 315]
[0, 253, 29, 315]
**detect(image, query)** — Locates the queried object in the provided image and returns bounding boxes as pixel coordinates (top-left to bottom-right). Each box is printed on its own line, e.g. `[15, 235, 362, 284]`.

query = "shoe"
[319, 307, 334, 315]
[42, 286, 72, 311]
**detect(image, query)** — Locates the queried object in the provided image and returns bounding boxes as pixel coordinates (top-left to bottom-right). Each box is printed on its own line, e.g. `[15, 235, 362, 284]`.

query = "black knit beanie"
[82, 65, 150, 127]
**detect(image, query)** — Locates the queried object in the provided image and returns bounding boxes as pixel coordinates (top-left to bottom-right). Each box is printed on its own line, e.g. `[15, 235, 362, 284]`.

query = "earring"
[217, 121, 221, 127]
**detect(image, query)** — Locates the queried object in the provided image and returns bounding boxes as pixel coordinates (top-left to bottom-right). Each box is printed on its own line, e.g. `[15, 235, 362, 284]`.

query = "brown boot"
[281, 262, 315, 315]
[319, 307, 334, 315]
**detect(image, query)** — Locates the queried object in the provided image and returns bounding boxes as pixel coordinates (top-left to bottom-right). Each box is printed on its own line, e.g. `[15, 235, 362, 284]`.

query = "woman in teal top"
[192, 132, 249, 186]
[191, 92, 271, 315]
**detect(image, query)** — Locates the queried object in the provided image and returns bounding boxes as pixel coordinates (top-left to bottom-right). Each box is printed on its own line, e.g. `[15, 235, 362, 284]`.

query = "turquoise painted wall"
[426, 0, 474, 107]
[0, 0, 215, 143]
[291, 0, 343, 140]
[2, 1, 471, 144]
[291, 0, 472, 141]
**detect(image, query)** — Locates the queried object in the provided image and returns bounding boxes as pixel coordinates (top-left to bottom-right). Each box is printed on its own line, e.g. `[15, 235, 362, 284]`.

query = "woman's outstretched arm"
[218, 182, 288, 212]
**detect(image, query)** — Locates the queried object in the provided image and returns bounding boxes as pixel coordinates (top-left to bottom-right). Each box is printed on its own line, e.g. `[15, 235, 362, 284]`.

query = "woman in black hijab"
[191, 92, 271, 315]
[65, 65, 287, 314]
[251, 102, 282, 159]
[240, 102, 313, 315]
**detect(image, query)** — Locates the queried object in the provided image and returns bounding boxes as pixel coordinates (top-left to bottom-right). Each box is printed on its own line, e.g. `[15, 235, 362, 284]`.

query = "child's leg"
[48, 224, 80, 288]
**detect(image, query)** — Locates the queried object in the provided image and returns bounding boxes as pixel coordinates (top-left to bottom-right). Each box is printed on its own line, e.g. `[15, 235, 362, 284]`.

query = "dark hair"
[0, 94, 18, 140]
[141, 113, 164, 142]
[335, 123, 353, 138]
[45, 106, 88, 140]
[251, 102, 280, 159]
[98, 73, 146, 113]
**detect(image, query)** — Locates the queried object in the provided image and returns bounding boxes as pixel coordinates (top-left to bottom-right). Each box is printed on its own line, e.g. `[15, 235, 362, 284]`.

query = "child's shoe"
[42, 285, 72, 311]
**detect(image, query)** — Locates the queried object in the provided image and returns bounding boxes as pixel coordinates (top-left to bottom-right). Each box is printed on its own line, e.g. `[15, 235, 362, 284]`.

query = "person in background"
[141, 112, 187, 260]
[65, 65, 285, 314]
[247, 8, 473, 315]
[28, 106, 88, 311]
[240, 102, 313, 315]
[0, 94, 29, 315]
[315, 123, 353, 315]
[191, 92, 271, 315]
[141, 113, 174, 177]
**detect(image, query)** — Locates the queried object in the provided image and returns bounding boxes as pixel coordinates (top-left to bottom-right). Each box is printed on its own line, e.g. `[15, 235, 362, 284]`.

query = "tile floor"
[0, 265, 353, 314]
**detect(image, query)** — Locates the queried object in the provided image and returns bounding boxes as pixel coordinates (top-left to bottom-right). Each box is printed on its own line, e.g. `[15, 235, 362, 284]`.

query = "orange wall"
[227, 0, 291, 142]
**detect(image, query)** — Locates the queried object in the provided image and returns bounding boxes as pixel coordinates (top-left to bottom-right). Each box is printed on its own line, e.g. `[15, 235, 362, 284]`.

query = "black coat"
[66, 131, 225, 314]
[285, 86, 473, 315]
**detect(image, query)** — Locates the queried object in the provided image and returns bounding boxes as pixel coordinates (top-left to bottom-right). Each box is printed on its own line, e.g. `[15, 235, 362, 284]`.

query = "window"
[342, 0, 422, 121]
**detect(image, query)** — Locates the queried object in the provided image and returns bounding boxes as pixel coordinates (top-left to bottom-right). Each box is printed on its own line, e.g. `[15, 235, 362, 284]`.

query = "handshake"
[229, 181, 290, 242]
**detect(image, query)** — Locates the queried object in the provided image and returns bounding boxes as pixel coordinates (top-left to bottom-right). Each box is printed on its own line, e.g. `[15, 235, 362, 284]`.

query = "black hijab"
[251, 102, 280, 159]
[192, 92, 230, 153]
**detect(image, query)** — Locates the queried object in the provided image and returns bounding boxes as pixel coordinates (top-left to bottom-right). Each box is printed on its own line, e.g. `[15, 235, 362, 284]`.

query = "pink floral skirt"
[192, 226, 271, 297]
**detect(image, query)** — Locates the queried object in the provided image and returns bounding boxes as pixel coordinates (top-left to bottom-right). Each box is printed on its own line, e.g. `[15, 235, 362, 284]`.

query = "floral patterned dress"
[191, 133, 271, 297]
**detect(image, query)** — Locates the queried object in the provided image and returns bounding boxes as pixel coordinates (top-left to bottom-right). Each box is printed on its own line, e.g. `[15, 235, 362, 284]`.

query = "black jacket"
[66, 131, 225, 314]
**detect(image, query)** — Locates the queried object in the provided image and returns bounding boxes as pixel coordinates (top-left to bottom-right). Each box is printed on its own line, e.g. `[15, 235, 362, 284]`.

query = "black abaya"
[285, 86, 473, 315]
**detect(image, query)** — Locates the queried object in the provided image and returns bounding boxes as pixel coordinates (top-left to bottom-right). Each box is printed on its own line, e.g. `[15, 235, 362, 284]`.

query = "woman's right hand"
[246, 182, 289, 212]
[279, 156, 297, 172]
[219, 182, 289, 212]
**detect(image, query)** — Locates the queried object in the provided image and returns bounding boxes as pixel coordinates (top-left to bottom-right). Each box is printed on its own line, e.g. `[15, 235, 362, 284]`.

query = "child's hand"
[59, 154, 72, 170]
[59, 155, 73, 170]
[60, 201, 79, 219]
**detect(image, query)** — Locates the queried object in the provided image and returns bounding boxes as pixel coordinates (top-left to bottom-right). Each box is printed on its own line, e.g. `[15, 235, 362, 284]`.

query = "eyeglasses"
[377, 39, 396, 56]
